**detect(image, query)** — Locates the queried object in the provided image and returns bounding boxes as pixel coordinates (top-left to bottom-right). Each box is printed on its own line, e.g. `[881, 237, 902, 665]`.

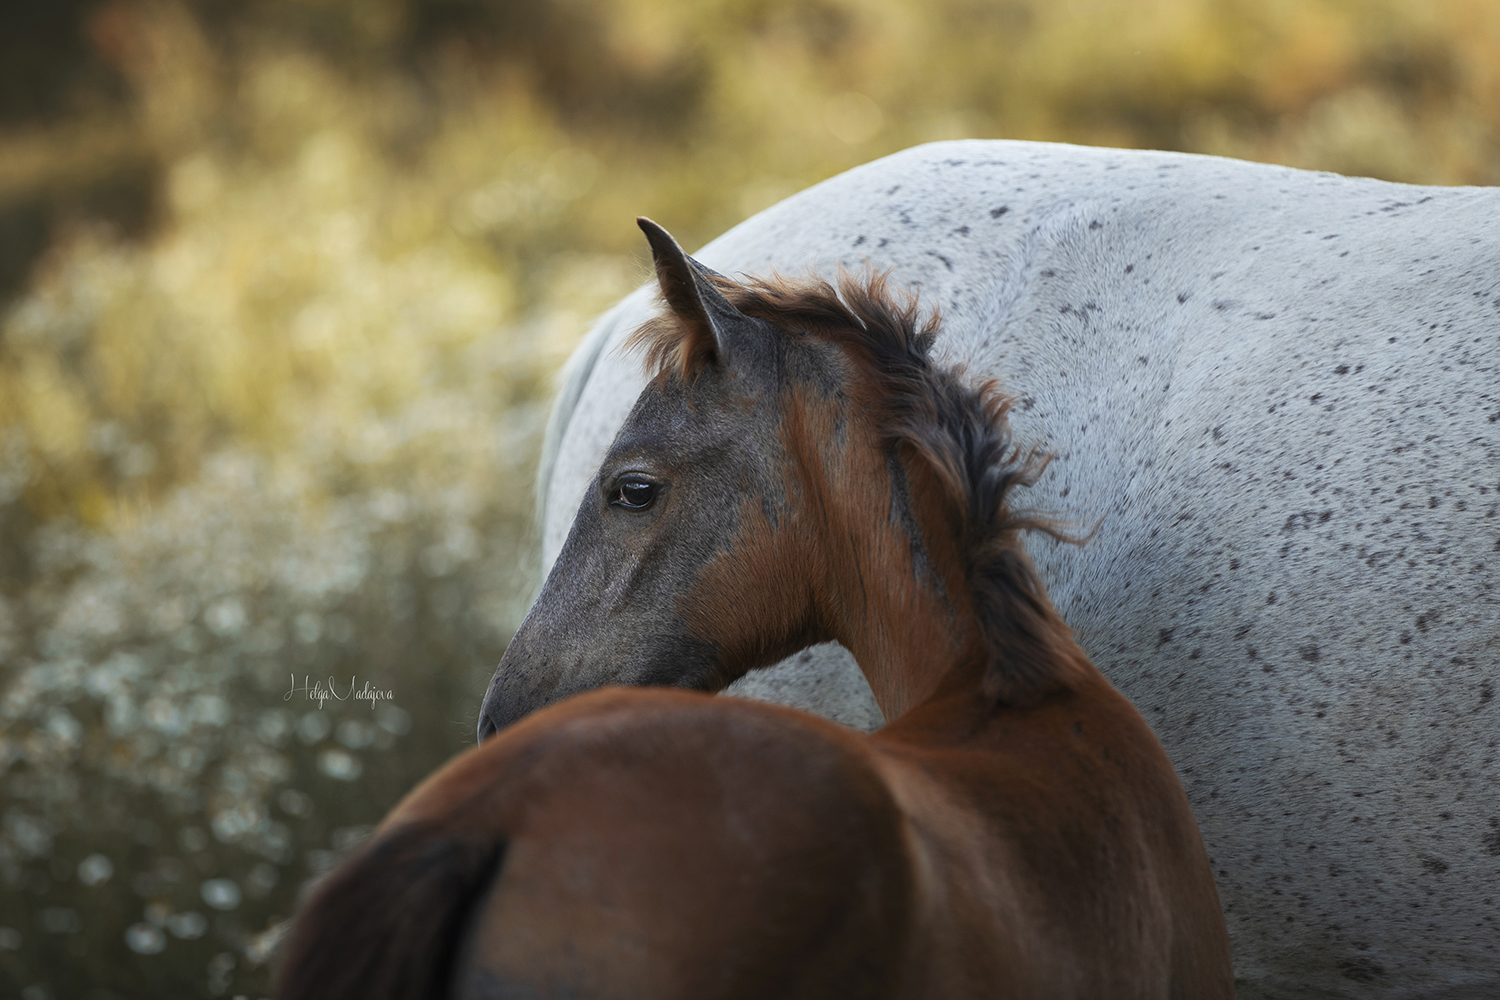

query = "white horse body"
[538, 141, 1499, 998]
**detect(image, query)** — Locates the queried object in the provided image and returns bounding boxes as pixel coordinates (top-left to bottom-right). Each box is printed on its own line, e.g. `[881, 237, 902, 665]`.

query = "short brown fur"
[278, 264, 1233, 1000]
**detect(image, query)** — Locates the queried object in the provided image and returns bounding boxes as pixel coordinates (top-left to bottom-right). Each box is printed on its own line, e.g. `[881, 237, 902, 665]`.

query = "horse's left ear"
[637, 217, 745, 368]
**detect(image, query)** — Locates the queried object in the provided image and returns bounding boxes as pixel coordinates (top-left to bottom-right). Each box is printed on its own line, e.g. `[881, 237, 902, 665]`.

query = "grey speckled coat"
[533, 141, 1499, 999]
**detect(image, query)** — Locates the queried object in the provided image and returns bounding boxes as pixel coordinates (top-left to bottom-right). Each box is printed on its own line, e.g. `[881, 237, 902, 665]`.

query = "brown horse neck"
[897, 638, 1103, 738]
[832, 548, 1100, 729]
[840, 614, 985, 723]
[782, 369, 1092, 723]
[803, 429, 979, 720]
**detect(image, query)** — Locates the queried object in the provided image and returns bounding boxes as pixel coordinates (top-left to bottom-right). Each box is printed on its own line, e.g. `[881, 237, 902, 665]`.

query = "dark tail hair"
[276, 821, 507, 1000]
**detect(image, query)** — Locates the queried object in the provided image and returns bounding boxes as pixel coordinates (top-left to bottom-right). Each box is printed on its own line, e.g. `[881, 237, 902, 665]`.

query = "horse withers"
[277, 221, 1230, 999]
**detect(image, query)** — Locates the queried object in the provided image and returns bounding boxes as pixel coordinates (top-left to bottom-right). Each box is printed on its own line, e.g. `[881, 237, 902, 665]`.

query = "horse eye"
[611, 476, 658, 510]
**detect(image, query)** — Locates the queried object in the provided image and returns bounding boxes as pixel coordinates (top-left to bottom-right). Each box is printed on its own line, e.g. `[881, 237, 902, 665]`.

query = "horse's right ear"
[637, 217, 743, 369]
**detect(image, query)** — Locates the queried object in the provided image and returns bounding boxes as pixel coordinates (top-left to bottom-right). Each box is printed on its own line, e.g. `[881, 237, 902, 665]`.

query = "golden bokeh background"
[0, 1, 1496, 995]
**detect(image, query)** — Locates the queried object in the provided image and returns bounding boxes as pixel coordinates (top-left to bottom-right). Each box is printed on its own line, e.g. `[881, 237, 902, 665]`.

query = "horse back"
[872, 673, 1233, 1000]
[403, 688, 916, 1000]
[281, 681, 1228, 999]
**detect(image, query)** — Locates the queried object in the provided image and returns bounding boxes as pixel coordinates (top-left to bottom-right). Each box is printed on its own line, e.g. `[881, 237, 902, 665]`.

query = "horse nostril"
[476, 710, 499, 744]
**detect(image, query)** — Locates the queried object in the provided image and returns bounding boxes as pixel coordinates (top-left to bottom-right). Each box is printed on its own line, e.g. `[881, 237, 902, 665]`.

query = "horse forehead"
[607, 378, 778, 465]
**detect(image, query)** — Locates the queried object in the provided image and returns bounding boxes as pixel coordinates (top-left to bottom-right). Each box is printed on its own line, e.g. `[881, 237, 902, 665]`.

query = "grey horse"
[486, 140, 1499, 999]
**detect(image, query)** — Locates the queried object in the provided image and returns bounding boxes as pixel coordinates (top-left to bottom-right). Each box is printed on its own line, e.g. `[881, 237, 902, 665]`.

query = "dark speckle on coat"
[1484, 819, 1500, 857]
[1339, 958, 1386, 983]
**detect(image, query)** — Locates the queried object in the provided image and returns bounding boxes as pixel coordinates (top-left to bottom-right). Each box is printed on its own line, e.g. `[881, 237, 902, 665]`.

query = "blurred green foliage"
[3, 0, 1500, 530]
[0, 0, 1496, 996]
[3, 0, 1500, 529]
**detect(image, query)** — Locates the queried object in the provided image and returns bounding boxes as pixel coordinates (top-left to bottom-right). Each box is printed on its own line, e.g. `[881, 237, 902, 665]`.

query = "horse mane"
[631, 270, 1086, 705]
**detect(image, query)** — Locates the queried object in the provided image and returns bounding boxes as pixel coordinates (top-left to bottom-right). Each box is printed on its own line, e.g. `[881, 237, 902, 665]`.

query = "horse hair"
[632, 270, 1085, 705]
[275, 821, 506, 1000]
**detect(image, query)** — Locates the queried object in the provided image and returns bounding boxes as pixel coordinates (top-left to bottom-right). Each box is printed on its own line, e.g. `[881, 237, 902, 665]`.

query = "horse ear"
[637, 217, 743, 366]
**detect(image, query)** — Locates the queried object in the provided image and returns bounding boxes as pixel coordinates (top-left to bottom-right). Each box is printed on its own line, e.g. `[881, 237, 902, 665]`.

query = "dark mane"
[632, 270, 1084, 704]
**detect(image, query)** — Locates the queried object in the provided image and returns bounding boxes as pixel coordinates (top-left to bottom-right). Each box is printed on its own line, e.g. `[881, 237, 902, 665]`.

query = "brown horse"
[276, 220, 1232, 1000]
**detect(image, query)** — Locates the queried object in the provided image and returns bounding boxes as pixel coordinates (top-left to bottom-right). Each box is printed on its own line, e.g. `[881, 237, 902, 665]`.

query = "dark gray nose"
[476, 673, 509, 743]
[475, 667, 540, 743]
[476, 708, 499, 744]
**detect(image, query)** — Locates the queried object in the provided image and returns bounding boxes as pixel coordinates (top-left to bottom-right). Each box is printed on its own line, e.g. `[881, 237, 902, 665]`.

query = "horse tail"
[276, 821, 506, 1000]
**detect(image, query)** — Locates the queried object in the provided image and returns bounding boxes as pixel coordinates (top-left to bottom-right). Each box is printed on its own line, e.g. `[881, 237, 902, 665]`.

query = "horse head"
[479, 219, 1074, 740]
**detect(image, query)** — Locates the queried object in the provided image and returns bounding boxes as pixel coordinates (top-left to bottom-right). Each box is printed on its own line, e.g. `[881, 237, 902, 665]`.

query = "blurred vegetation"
[0, 0, 1495, 996]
